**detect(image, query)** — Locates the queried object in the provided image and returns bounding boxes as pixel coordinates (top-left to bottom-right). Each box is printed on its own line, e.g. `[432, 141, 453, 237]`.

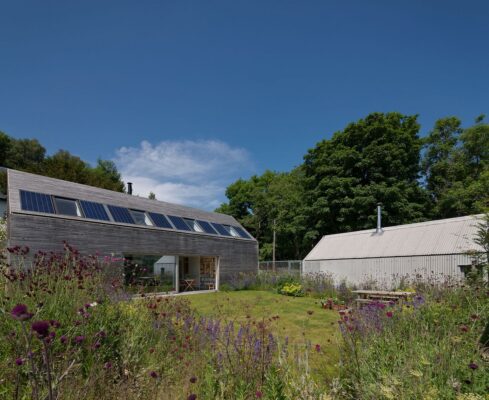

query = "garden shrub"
[278, 282, 304, 297]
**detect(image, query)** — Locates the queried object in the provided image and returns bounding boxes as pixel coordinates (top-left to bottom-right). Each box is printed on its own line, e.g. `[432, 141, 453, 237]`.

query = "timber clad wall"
[7, 170, 258, 281]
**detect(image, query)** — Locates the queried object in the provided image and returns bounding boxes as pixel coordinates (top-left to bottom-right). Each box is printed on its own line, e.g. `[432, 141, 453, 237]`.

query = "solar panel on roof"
[107, 205, 135, 224]
[20, 190, 55, 214]
[210, 222, 232, 236]
[233, 226, 252, 239]
[196, 220, 218, 234]
[80, 200, 110, 221]
[148, 212, 173, 229]
[167, 215, 191, 231]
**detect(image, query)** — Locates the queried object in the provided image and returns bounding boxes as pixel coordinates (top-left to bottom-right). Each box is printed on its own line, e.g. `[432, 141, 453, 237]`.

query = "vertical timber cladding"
[8, 213, 258, 282]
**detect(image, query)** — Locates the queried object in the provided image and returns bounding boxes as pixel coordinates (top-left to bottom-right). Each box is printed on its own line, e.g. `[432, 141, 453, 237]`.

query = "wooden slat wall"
[8, 213, 258, 281]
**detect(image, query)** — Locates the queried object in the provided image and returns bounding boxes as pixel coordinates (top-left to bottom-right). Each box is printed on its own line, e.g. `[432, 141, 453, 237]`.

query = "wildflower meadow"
[1, 242, 488, 399]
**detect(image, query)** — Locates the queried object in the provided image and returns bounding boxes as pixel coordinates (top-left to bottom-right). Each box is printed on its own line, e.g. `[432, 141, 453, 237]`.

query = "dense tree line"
[0, 131, 125, 193]
[217, 112, 489, 260]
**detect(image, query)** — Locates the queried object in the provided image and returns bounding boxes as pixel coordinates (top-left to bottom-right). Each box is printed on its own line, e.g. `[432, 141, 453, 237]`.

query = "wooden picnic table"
[352, 290, 415, 307]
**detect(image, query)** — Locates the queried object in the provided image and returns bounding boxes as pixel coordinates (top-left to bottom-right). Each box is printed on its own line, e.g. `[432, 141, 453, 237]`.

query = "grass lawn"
[187, 290, 341, 381]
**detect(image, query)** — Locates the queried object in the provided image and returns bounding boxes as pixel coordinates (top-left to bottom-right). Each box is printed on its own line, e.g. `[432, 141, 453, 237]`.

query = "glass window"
[54, 197, 82, 217]
[224, 225, 240, 237]
[183, 218, 204, 232]
[129, 209, 153, 226]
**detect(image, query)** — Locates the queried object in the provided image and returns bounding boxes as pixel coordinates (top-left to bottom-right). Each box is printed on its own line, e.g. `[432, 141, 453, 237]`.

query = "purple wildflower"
[255, 391, 263, 398]
[60, 335, 68, 344]
[188, 395, 197, 400]
[468, 362, 478, 370]
[74, 335, 85, 344]
[11, 304, 33, 321]
[386, 311, 393, 318]
[104, 362, 112, 369]
[190, 376, 197, 383]
[150, 371, 158, 378]
[15, 357, 24, 366]
[49, 320, 61, 328]
[31, 321, 50, 338]
[315, 344, 321, 352]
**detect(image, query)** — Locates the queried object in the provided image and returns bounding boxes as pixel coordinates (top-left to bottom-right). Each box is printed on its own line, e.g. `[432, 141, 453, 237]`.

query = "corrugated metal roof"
[304, 215, 485, 260]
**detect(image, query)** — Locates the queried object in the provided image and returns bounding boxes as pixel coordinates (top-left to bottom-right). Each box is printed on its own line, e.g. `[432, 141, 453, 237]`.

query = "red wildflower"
[386, 311, 393, 318]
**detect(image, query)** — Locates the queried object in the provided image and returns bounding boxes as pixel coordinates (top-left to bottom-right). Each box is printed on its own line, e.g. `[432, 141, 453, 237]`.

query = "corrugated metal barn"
[6, 169, 258, 293]
[303, 215, 485, 287]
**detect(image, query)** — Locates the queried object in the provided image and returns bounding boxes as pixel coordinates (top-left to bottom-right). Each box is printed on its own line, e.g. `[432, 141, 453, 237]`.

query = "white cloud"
[113, 140, 253, 210]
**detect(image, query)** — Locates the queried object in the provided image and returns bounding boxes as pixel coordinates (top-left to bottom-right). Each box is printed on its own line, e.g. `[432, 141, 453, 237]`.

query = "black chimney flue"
[127, 182, 133, 195]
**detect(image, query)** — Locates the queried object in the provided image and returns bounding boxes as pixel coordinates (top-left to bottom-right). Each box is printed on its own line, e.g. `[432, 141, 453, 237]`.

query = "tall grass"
[333, 281, 489, 400]
[0, 245, 296, 400]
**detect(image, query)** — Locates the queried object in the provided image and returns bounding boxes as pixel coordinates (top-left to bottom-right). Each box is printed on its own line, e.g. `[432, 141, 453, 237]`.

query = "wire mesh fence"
[258, 260, 302, 274]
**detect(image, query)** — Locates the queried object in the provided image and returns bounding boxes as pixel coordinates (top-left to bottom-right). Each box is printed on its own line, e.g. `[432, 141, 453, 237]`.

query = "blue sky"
[1, 1, 488, 209]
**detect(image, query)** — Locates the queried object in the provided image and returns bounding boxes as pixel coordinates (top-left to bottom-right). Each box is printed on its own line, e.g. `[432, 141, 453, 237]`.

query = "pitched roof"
[304, 215, 485, 260]
[7, 169, 255, 241]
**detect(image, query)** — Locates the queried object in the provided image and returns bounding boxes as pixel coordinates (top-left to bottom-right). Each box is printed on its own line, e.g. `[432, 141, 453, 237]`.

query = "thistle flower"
[150, 371, 158, 378]
[189, 376, 197, 383]
[49, 320, 61, 328]
[60, 335, 68, 344]
[386, 311, 393, 318]
[11, 304, 33, 321]
[15, 357, 24, 366]
[468, 362, 478, 370]
[255, 391, 263, 398]
[315, 344, 321, 352]
[104, 362, 112, 369]
[31, 321, 50, 338]
[188, 395, 197, 400]
[74, 335, 85, 344]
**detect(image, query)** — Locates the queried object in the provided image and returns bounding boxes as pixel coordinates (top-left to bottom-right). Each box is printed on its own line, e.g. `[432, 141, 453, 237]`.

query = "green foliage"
[303, 112, 427, 243]
[422, 115, 489, 217]
[278, 282, 304, 297]
[216, 169, 309, 260]
[0, 130, 125, 193]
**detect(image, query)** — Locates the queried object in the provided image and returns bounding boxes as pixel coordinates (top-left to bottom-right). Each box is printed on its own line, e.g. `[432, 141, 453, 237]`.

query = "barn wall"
[303, 254, 474, 288]
[8, 213, 258, 283]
